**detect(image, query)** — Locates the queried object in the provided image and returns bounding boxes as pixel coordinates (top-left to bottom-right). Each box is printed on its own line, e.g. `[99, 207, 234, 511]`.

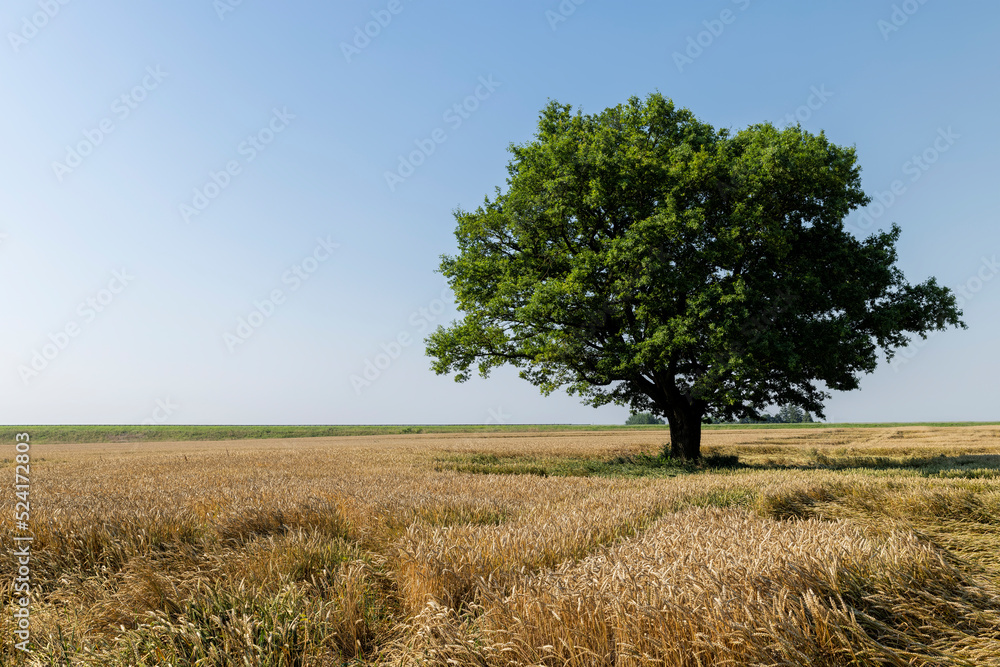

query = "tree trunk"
[666, 403, 702, 461]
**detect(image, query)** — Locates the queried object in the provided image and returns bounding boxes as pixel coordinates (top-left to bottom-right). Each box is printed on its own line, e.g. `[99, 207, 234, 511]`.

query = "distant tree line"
[627, 405, 813, 426]
[625, 412, 665, 425]
[728, 404, 814, 424]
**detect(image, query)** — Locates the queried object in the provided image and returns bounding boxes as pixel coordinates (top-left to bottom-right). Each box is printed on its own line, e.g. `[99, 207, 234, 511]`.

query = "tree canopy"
[426, 93, 964, 459]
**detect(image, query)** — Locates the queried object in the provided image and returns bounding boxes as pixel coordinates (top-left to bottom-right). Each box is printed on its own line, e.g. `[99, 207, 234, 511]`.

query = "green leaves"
[426, 92, 964, 429]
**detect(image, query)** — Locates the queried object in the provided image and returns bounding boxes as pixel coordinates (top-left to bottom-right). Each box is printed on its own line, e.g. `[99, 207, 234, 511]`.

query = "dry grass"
[401, 510, 1000, 666]
[2, 426, 1000, 665]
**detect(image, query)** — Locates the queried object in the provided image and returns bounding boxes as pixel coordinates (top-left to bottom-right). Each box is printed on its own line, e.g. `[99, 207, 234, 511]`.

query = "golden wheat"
[2, 426, 999, 665]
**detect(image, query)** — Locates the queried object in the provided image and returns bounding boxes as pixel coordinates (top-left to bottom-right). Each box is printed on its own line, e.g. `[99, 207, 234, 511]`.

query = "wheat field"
[4, 426, 1000, 665]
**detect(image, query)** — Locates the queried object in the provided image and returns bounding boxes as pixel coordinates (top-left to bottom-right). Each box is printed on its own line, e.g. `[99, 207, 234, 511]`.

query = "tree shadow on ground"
[740, 452, 1000, 478]
[435, 451, 1000, 480]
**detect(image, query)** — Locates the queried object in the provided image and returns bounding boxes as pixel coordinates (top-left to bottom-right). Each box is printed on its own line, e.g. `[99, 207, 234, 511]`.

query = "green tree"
[778, 404, 805, 423]
[626, 412, 664, 425]
[426, 93, 964, 460]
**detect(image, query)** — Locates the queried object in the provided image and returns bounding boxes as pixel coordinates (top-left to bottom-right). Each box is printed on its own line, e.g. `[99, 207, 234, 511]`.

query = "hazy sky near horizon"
[2, 1, 998, 425]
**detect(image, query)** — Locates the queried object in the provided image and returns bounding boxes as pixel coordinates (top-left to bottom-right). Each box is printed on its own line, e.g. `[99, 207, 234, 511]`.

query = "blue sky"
[2, 0, 997, 425]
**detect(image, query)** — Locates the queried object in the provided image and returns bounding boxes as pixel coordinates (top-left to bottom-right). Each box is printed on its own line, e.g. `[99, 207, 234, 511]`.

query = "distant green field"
[1, 421, 998, 444]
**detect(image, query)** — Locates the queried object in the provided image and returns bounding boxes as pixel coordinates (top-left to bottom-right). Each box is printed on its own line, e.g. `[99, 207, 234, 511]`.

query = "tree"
[778, 404, 807, 424]
[732, 404, 813, 424]
[626, 412, 665, 425]
[425, 93, 964, 460]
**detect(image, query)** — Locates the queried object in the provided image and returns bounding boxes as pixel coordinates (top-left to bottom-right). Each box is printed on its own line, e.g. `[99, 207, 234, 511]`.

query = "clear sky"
[2, 0, 997, 425]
